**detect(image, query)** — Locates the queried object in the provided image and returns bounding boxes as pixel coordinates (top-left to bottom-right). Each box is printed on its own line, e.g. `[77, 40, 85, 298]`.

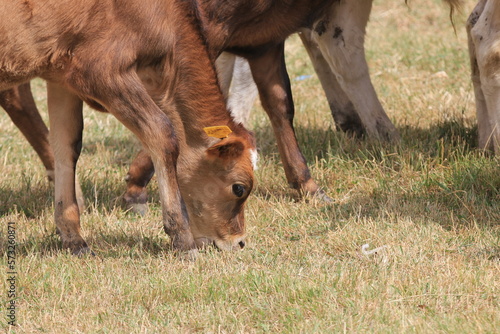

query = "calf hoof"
[168, 229, 197, 253]
[64, 240, 94, 257]
[370, 120, 400, 143]
[300, 180, 333, 203]
[121, 192, 148, 216]
[337, 120, 365, 139]
[379, 125, 400, 144]
[72, 246, 96, 257]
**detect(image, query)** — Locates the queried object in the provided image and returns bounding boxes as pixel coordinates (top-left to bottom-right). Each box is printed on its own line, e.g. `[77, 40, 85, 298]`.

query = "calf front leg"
[83, 74, 195, 251]
[308, 0, 399, 142]
[248, 43, 330, 200]
[47, 83, 88, 255]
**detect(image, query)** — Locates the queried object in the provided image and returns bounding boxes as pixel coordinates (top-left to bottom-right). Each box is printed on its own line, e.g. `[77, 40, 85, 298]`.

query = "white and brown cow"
[217, 0, 399, 141]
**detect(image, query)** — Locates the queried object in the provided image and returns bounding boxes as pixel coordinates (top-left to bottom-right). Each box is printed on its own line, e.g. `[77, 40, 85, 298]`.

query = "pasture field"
[1, 0, 499, 332]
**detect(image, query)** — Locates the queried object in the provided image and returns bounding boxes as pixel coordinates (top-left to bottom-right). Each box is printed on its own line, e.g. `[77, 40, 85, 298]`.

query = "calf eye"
[232, 184, 245, 197]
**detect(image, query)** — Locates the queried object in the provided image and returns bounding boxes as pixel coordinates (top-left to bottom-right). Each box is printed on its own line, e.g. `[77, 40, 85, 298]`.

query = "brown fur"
[0, 0, 256, 254]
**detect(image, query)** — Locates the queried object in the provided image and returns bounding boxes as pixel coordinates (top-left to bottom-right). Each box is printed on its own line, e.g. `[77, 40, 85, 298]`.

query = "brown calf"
[0, 0, 256, 254]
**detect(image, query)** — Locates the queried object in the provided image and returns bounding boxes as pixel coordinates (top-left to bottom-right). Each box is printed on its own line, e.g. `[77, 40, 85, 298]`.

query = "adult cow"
[0, 0, 256, 255]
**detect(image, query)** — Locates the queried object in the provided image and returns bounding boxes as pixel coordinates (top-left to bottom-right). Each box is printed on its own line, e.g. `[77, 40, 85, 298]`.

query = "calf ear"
[206, 137, 245, 162]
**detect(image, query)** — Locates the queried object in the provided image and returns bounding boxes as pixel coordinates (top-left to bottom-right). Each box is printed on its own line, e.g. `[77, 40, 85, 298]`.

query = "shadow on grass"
[287, 118, 479, 164]
[0, 134, 141, 218]
[0, 174, 130, 219]
[0, 184, 53, 218]
[253, 117, 498, 231]
[0, 229, 173, 258]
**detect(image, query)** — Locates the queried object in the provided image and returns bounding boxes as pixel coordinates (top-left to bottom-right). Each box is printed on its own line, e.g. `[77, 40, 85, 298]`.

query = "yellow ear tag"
[203, 126, 232, 139]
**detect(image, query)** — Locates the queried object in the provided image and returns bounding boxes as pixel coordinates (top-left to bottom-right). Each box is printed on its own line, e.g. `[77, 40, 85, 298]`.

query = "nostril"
[238, 240, 246, 249]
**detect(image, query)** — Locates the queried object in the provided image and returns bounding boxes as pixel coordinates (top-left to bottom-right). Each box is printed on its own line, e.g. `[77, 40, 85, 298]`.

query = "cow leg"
[299, 30, 364, 137]
[467, 0, 498, 152]
[248, 43, 330, 200]
[308, 0, 399, 142]
[467, 0, 491, 151]
[0, 83, 55, 180]
[47, 82, 88, 255]
[216, 53, 258, 126]
[122, 149, 154, 216]
[226, 56, 259, 125]
[216, 52, 236, 97]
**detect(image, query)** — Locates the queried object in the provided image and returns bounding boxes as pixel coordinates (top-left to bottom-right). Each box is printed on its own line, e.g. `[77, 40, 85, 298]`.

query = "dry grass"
[1, 0, 499, 332]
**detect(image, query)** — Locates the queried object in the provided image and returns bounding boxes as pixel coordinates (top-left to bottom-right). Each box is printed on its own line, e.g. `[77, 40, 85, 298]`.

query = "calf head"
[178, 134, 256, 251]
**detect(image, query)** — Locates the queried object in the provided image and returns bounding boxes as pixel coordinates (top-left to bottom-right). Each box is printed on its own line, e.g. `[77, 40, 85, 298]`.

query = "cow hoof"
[374, 121, 400, 144]
[71, 246, 95, 257]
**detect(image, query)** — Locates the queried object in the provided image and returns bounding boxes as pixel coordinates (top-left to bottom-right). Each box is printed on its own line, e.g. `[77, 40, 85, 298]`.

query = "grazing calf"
[0, 0, 256, 254]
[467, 0, 500, 154]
